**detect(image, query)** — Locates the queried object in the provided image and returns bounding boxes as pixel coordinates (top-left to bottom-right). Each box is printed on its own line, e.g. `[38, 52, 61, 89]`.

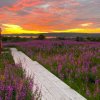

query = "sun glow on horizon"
[1, 24, 100, 34]
[53, 28, 100, 33]
[2, 24, 45, 34]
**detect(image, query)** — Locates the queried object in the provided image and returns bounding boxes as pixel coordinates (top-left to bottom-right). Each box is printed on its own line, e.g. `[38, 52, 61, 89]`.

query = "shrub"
[37, 34, 45, 40]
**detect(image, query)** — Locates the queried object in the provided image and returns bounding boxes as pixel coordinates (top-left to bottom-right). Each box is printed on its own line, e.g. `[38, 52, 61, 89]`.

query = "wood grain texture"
[10, 48, 87, 100]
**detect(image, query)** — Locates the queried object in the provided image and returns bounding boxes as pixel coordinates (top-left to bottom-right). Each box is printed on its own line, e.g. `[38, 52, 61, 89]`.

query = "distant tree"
[87, 37, 91, 40]
[76, 36, 84, 41]
[57, 37, 66, 40]
[87, 37, 100, 42]
[38, 34, 45, 40]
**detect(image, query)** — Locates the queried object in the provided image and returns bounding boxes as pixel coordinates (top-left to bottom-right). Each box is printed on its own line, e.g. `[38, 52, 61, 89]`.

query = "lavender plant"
[0, 51, 41, 100]
[3, 40, 100, 100]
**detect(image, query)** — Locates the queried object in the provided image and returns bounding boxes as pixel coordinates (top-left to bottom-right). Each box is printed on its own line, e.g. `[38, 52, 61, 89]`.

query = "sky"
[0, 0, 100, 34]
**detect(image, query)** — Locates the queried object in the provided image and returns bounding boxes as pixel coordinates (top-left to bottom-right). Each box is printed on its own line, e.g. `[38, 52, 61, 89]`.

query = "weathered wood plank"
[10, 48, 87, 100]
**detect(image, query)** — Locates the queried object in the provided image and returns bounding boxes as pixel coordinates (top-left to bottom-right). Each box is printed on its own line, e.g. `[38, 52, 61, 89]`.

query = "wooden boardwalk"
[10, 48, 86, 100]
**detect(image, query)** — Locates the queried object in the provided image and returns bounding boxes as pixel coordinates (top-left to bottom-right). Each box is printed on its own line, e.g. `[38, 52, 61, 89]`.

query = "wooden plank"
[10, 48, 87, 100]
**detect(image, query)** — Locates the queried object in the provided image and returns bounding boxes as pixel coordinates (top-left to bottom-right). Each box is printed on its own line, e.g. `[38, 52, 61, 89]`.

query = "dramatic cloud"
[0, 0, 100, 33]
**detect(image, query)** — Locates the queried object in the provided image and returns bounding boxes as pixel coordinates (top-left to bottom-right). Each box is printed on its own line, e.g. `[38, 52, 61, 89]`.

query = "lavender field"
[0, 49, 41, 100]
[3, 40, 100, 100]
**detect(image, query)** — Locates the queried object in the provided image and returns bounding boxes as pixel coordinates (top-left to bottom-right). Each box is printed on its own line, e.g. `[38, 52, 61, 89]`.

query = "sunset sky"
[0, 0, 100, 34]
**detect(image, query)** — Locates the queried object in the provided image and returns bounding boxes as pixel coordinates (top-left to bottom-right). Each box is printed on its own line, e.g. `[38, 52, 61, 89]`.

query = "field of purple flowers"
[0, 50, 41, 100]
[4, 40, 100, 100]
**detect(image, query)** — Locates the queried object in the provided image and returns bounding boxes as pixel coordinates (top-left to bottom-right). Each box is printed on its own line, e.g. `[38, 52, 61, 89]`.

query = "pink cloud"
[6, 0, 43, 11]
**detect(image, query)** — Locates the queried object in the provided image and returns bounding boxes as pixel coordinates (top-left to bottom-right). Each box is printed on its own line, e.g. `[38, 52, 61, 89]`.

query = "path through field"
[10, 48, 86, 100]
